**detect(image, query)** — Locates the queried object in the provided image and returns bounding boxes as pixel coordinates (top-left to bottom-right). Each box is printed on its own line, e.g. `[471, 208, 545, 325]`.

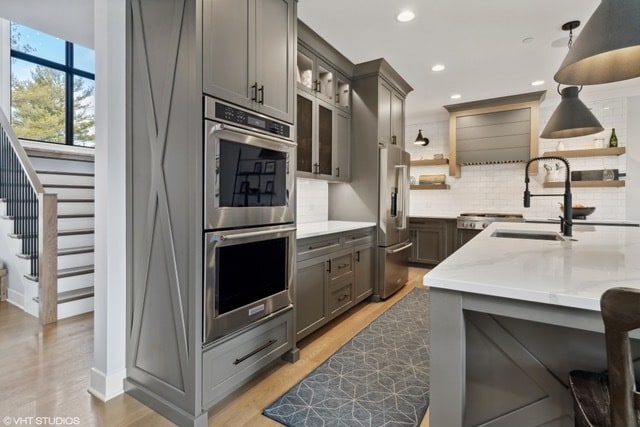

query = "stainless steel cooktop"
[457, 213, 525, 230]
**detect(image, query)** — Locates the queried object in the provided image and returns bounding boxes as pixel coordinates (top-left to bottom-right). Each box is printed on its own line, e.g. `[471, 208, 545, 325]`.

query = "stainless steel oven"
[204, 224, 295, 344]
[204, 97, 295, 231]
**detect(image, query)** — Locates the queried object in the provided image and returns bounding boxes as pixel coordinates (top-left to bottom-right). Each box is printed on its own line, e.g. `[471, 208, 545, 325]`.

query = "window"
[10, 23, 95, 147]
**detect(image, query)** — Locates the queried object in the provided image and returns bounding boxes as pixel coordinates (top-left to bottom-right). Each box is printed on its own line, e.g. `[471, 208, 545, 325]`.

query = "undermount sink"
[491, 229, 567, 241]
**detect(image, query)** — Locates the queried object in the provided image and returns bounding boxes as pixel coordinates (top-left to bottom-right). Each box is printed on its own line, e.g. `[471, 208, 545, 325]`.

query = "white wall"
[407, 94, 632, 221]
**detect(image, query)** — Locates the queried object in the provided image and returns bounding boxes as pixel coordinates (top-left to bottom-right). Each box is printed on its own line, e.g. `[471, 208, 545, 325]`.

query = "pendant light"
[540, 85, 604, 139]
[554, 0, 640, 85]
[414, 129, 429, 146]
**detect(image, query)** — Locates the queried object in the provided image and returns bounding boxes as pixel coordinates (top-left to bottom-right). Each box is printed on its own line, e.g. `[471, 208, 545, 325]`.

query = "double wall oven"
[204, 97, 296, 343]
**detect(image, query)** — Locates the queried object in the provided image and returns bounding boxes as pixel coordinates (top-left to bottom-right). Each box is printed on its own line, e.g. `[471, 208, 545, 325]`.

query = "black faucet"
[524, 156, 573, 237]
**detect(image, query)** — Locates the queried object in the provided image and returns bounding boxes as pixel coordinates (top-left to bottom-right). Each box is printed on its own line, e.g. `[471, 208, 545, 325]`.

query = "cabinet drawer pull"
[335, 166, 340, 177]
[258, 85, 264, 104]
[233, 339, 277, 365]
[251, 82, 258, 102]
[337, 294, 349, 302]
[307, 241, 337, 251]
[337, 263, 349, 269]
[326, 260, 332, 272]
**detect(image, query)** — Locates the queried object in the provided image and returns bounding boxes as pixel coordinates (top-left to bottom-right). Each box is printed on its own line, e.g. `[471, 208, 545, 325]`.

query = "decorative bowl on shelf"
[560, 204, 596, 219]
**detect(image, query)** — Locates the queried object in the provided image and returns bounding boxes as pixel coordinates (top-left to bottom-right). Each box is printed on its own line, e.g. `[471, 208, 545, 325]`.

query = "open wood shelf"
[543, 180, 625, 188]
[410, 184, 450, 190]
[543, 147, 626, 158]
[410, 158, 449, 166]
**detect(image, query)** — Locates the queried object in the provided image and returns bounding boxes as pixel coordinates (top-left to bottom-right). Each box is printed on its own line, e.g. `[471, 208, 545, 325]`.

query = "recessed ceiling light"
[531, 80, 545, 86]
[396, 10, 415, 23]
[450, 94, 461, 100]
[431, 64, 446, 72]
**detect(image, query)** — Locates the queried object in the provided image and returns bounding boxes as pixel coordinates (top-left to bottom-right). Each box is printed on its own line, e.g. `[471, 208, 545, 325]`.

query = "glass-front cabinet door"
[335, 72, 351, 112]
[317, 100, 333, 176]
[296, 93, 313, 174]
[315, 59, 334, 104]
[296, 93, 334, 178]
[296, 48, 314, 94]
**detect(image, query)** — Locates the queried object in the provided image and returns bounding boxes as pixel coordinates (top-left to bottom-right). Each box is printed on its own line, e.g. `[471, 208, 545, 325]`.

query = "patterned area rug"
[263, 287, 430, 426]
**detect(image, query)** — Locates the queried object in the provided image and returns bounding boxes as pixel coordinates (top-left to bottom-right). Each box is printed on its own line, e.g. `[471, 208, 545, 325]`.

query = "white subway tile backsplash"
[296, 178, 329, 224]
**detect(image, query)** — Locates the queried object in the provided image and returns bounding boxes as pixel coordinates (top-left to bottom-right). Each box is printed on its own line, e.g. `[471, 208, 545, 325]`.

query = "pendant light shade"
[554, 0, 640, 85]
[540, 86, 604, 139]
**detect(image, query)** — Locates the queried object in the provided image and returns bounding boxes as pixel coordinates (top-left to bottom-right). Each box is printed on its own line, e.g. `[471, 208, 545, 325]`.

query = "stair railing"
[0, 108, 58, 324]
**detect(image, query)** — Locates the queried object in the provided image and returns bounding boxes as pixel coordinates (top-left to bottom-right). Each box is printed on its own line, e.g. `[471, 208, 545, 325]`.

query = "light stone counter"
[425, 221, 640, 311]
[425, 221, 640, 427]
[296, 221, 376, 240]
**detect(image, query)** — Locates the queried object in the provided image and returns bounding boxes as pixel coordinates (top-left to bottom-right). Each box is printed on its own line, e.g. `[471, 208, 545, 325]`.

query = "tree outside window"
[10, 23, 95, 147]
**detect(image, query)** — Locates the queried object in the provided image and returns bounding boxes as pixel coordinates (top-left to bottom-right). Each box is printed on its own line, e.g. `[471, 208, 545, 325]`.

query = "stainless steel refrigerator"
[377, 144, 412, 299]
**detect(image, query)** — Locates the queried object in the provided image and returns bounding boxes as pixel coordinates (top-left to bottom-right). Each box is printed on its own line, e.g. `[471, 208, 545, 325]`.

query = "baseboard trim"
[7, 288, 25, 311]
[88, 367, 126, 401]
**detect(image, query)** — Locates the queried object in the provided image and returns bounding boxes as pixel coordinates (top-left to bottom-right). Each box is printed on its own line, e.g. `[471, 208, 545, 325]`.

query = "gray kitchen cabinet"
[295, 228, 373, 341]
[296, 92, 334, 178]
[409, 218, 457, 265]
[333, 109, 351, 181]
[354, 246, 373, 301]
[203, 0, 295, 123]
[296, 21, 353, 182]
[378, 79, 405, 148]
[297, 45, 335, 104]
[127, 1, 296, 425]
[295, 258, 327, 341]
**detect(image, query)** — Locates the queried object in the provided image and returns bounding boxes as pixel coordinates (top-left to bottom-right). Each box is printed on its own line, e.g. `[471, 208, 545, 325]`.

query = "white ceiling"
[298, 0, 640, 123]
[3, 0, 639, 125]
[1, 0, 94, 49]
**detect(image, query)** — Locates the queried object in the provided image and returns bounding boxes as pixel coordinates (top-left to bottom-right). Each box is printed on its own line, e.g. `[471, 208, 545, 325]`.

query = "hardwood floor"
[0, 267, 429, 426]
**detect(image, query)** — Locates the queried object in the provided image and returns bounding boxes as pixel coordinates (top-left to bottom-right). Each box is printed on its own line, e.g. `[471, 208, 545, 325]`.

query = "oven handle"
[213, 226, 297, 242]
[208, 122, 296, 147]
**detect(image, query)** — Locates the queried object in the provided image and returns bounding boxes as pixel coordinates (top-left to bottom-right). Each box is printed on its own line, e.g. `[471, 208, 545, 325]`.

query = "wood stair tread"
[58, 246, 94, 256]
[43, 184, 94, 189]
[58, 265, 94, 278]
[36, 170, 94, 177]
[32, 286, 94, 304]
[24, 264, 94, 282]
[58, 228, 95, 236]
[58, 198, 95, 203]
[58, 213, 94, 219]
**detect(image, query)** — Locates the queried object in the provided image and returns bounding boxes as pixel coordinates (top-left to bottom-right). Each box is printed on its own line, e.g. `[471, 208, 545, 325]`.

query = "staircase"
[0, 109, 95, 323]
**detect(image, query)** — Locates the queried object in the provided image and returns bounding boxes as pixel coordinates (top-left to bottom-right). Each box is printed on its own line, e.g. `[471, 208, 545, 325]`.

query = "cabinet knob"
[392, 135, 397, 145]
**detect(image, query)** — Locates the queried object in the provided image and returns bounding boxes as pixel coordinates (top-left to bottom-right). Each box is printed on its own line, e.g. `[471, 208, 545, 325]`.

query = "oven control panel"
[211, 99, 291, 138]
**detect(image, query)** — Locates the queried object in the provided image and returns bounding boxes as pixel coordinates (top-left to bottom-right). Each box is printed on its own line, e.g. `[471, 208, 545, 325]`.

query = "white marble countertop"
[296, 220, 376, 240]
[424, 221, 640, 311]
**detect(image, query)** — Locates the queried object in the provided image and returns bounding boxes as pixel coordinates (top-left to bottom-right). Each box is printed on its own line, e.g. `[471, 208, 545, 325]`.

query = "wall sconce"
[554, 1, 640, 85]
[540, 85, 604, 139]
[414, 129, 429, 146]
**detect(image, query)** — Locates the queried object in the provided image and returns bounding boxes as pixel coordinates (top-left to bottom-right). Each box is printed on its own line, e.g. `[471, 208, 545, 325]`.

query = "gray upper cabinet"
[203, 0, 295, 123]
[378, 79, 405, 148]
[296, 21, 354, 182]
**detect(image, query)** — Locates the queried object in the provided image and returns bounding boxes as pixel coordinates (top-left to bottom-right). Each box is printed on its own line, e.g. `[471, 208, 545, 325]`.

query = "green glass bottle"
[609, 128, 618, 147]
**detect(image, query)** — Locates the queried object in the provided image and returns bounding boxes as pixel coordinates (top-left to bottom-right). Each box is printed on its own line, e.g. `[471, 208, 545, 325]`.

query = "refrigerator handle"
[395, 164, 408, 230]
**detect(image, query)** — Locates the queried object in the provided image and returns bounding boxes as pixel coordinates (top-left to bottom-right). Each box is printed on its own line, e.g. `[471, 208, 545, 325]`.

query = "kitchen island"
[425, 221, 640, 426]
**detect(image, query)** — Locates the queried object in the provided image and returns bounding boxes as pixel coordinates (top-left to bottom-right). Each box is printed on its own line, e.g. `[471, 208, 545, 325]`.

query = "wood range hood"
[444, 91, 546, 177]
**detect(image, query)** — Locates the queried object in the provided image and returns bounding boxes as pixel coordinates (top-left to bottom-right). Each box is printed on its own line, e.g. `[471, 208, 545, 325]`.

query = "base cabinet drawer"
[329, 279, 354, 316]
[329, 253, 353, 281]
[202, 309, 293, 408]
